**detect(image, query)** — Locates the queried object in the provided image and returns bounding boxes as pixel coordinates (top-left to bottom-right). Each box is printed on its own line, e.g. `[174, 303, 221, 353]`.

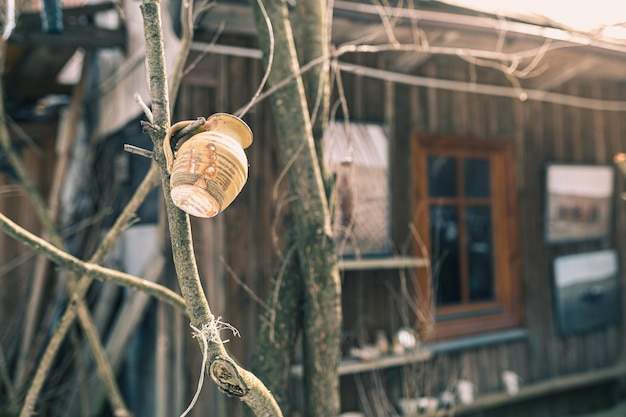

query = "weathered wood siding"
[172, 46, 626, 415]
[0, 136, 56, 345]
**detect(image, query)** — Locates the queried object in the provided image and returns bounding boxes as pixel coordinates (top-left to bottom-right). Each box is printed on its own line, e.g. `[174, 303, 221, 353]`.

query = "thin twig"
[6, 115, 43, 155]
[221, 256, 269, 311]
[124, 144, 154, 158]
[0, 208, 112, 279]
[17, 163, 163, 417]
[235, 0, 274, 118]
[182, 21, 225, 78]
[134, 92, 154, 123]
[75, 303, 132, 417]
[0, 341, 17, 411]
[0, 210, 186, 312]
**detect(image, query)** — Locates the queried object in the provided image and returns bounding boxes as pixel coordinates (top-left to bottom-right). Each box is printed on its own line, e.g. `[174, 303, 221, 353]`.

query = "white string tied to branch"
[178, 318, 240, 417]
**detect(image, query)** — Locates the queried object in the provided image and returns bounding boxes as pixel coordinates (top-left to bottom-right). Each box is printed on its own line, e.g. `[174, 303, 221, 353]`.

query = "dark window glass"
[430, 205, 461, 305]
[466, 205, 494, 301]
[428, 155, 457, 197]
[464, 158, 490, 198]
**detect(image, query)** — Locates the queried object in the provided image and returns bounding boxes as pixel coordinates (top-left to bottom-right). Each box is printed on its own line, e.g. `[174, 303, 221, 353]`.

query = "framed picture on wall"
[553, 248, 621, 335]
[545, 164, 614, 244]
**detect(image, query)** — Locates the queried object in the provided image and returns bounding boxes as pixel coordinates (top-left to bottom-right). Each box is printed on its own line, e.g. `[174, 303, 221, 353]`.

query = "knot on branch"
[210, 356, 249, 397]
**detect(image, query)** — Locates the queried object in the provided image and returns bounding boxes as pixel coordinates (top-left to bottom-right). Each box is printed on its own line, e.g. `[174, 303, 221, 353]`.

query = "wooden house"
[4, 0, 626, 416]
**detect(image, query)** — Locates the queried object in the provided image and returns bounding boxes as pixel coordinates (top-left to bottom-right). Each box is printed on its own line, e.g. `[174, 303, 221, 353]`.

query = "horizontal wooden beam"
[338, 256, 429, 271]
[15, 1, 119, 30]
[14, 26, 125, 49]
[291, 349, 432, 377]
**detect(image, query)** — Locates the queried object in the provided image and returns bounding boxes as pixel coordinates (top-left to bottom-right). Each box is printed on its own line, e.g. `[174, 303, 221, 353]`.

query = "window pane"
[464, 158, 490, 197]
[428, 155, 457, 197]
[466, 206, 495, 301]
[430, 205, 461, 305]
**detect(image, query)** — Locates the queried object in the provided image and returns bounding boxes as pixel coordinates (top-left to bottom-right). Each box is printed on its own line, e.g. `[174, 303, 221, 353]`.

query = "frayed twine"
[193, 316, 241, 344]
[178, 318, 240, 417]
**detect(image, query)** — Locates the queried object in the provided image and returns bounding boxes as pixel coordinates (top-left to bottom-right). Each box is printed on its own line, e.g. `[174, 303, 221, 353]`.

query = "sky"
[445, 0, 626, 34]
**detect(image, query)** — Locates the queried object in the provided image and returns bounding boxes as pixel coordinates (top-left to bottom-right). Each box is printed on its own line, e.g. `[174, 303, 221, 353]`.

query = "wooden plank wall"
[0, 138, 56, 360]
[163, 46, 626, 416]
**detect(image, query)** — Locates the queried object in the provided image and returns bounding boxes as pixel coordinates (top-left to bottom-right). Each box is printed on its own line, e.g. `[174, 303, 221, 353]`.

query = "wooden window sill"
[338, 256, 429, 271]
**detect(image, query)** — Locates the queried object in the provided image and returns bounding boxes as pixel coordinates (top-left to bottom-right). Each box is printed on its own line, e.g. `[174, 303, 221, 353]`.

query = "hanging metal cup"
[164, 113, 253, 218]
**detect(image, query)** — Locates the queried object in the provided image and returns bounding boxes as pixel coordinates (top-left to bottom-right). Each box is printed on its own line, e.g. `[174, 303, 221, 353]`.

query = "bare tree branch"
[139, 0, 282, 414]
[0, 210, 186, 313]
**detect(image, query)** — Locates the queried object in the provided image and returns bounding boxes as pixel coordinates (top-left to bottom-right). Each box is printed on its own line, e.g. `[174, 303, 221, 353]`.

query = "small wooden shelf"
[290, 349, 432, 378]
[338, 256, 429, 271]
[453, 364, 626, 415]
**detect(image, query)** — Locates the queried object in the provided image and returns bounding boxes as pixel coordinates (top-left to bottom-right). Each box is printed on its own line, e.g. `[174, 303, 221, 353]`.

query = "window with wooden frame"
[412, 134, 522, 340]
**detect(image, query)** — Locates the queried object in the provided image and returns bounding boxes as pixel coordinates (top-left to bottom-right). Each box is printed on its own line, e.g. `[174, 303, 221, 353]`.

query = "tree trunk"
[252, 0, 342, 416]
[250, 235, 302, 416]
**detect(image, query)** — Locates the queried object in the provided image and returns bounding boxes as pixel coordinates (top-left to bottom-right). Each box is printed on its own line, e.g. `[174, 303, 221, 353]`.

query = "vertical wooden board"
[438, 352, 459, 396]
[540, 103, 556, 162]
[451, 88, 469, 136]
[409, 85, 426, 133]
[604, 84, 622, 367]
[581, 331, 596, 373]
[417, 355, 435, 397]
[496, 343, 510, 392]
[341, 271, 366, 352]
[476, 347, 493, 394]
[458, 349, 479, 396]
[351, 54, 365, 120]
[245, 58, 261, 296]
[395, 82, 422, 248]
[384, 77, 395, 146]
[567, 83, 584, 163]
[424, 354, 440, 397]
[594, 328, 611, 369]
[468, 92, 487, 138]
[0, 176, 22, 335]
[561, 334, 579, 376]
[227, 56, 251, 113]
[493, 94, 516, 139]
[592, 85, 608, 161]
[577, 83, 598, 163]
[216, 54, 229, 111]
[485, 94, 499, 138]
[531, 97, 559, 378]
[566, 85, 596, 377]
[519, 100, 549, 381]
[606, 84, 624, 160]
[551, 102, 566, 160]
[249, 60, 278, 294]
[440, 88, 457, 134]
[508, 340, 530, 388]
[423, 61, 439, 132]
[617, 88, 626, 366]
[512, 100, 525, 190]
[605, 325, 619, 366]
[210, 54, 256, 364]
[340, 271, 354, 353]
